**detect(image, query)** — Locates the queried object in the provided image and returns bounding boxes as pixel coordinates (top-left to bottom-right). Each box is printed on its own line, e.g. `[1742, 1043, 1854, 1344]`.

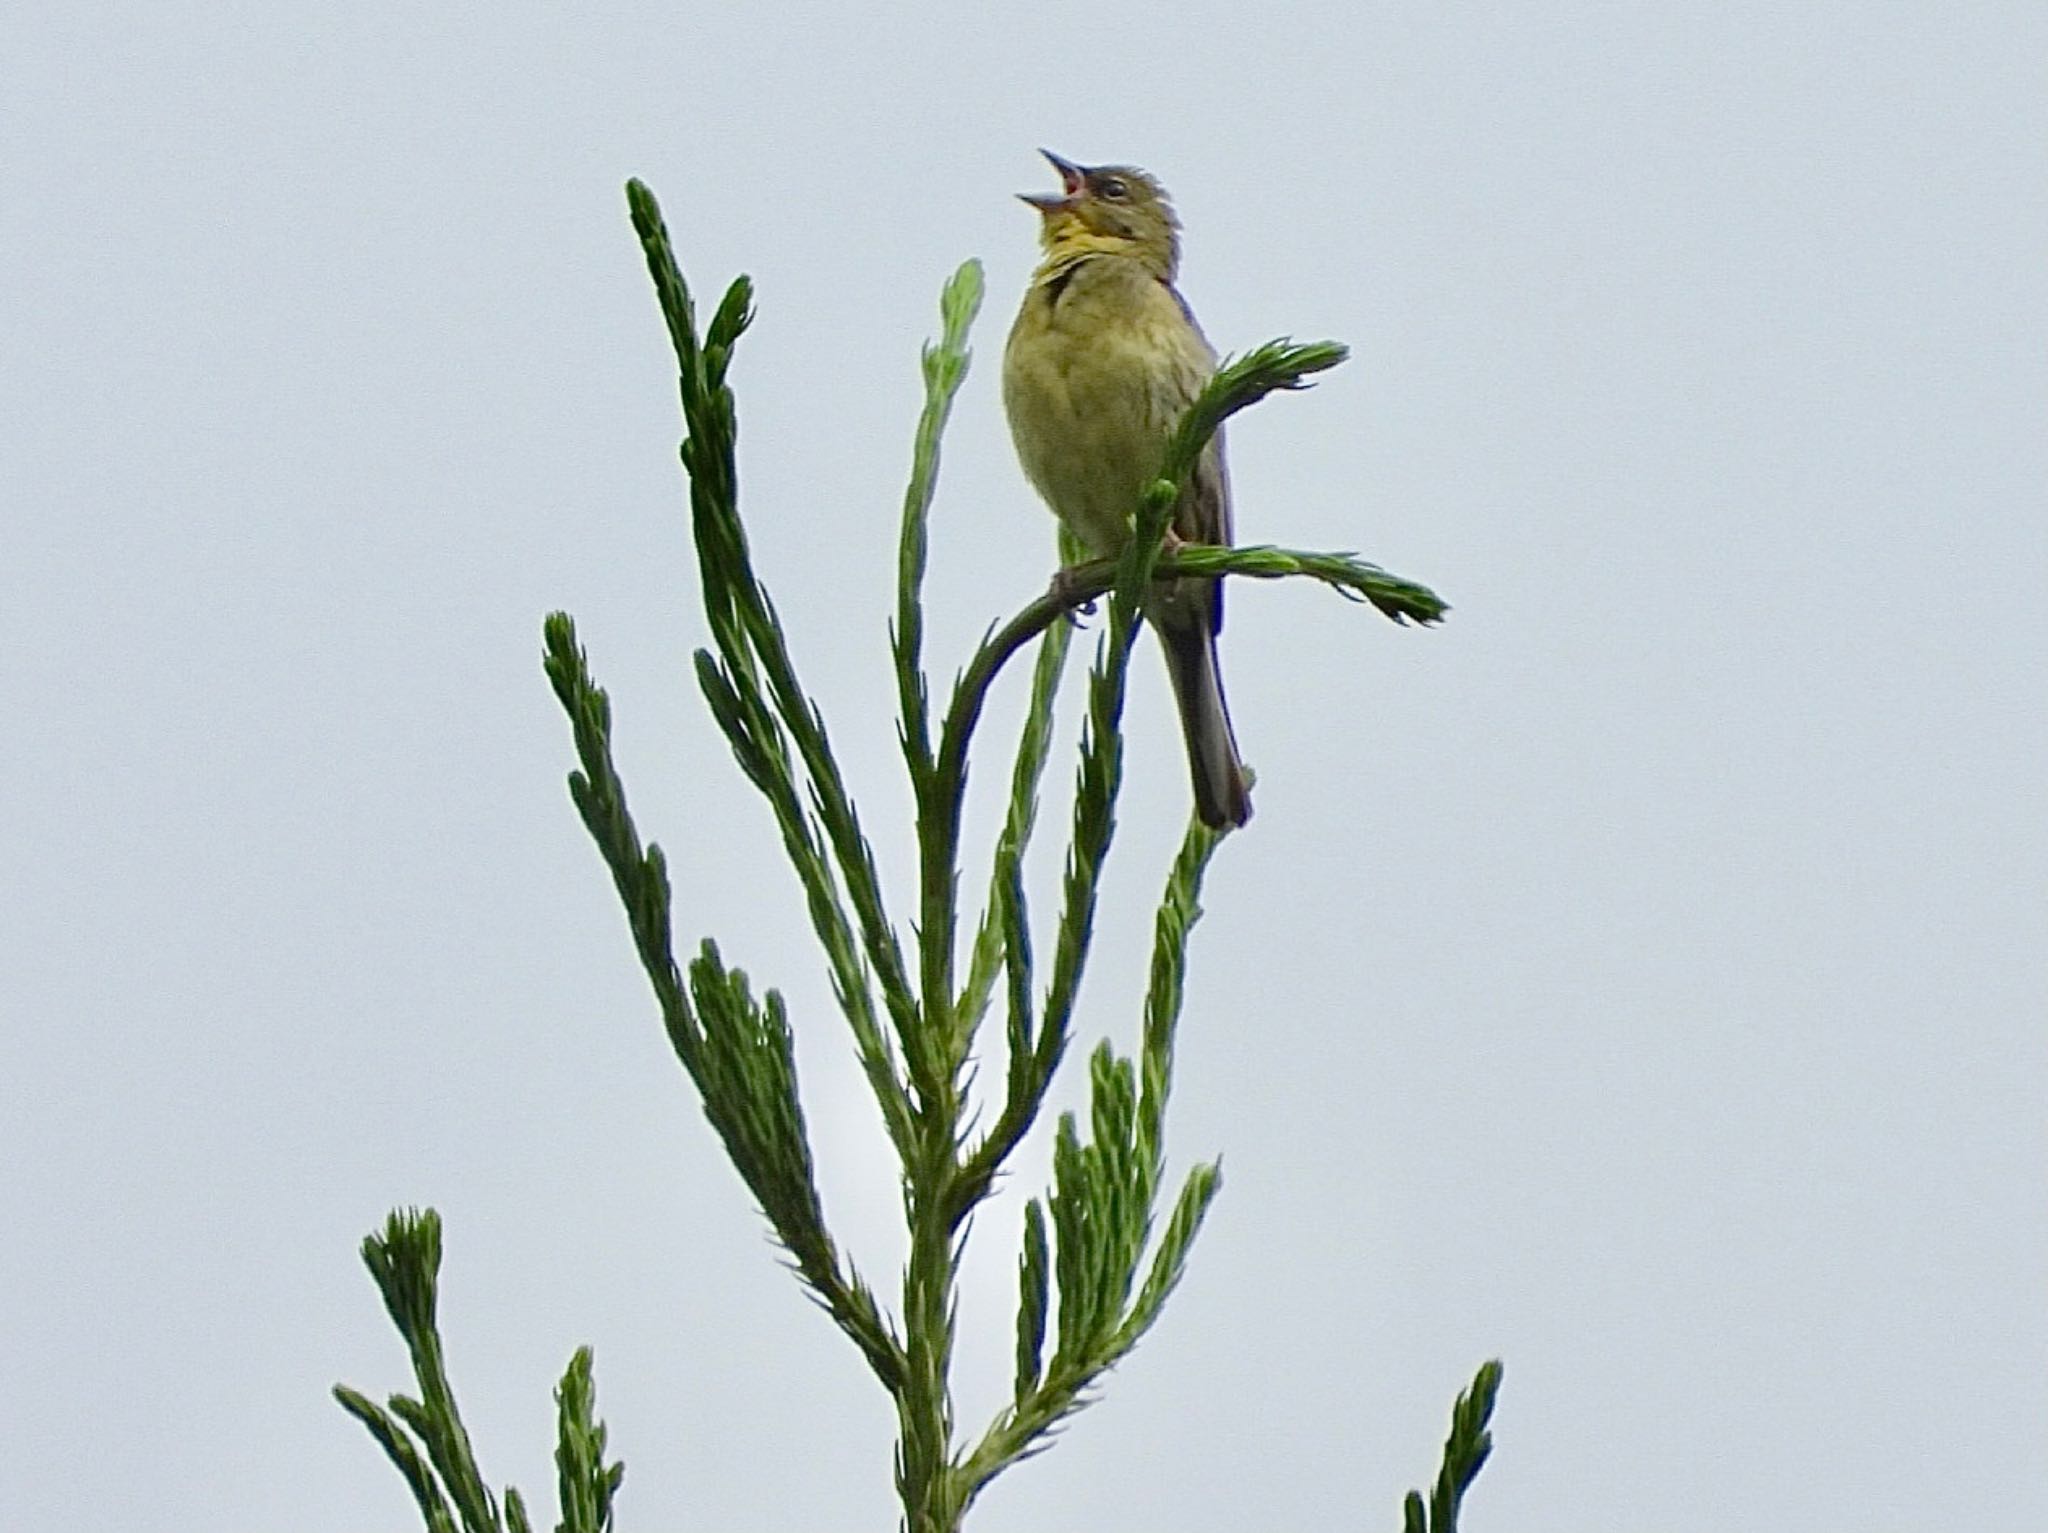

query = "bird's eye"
[1097, 177, 1129, 200]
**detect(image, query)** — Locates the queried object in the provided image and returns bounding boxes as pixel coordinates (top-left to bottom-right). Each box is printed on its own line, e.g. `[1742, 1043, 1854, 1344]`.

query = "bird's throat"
[1033, 224, 1171, 284]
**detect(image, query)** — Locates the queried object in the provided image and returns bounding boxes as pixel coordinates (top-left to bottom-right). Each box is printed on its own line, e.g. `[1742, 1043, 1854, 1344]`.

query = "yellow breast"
[1002, 254, 1213, 558]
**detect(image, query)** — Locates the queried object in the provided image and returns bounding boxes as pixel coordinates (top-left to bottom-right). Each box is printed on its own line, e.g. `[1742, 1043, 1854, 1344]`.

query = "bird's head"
[1021, 150, 1181, 278]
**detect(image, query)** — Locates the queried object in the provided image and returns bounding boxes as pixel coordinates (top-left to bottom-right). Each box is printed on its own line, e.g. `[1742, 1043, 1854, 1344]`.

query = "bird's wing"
[1148, 279, 1233, 636]
[1153, 278, 1231, 549]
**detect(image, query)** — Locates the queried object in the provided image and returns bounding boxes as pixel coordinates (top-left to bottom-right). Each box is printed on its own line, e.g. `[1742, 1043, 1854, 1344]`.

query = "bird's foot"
[1049, 564, 1097, 624]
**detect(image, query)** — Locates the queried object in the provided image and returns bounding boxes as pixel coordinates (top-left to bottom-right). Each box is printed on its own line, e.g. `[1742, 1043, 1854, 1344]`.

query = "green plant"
[335, 178, 1495, 1533]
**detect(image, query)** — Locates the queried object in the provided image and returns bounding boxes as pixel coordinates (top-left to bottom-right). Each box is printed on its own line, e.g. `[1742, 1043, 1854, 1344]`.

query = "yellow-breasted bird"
[1002, 150, 1252, 829]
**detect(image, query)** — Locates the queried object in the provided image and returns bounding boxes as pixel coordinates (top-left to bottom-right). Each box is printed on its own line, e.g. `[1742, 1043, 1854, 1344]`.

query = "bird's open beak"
[1019, 148, 1086, 213]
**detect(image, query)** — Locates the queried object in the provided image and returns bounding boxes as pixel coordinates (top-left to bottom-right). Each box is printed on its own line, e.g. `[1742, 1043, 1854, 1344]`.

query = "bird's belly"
[1005, 323, 1177, 558]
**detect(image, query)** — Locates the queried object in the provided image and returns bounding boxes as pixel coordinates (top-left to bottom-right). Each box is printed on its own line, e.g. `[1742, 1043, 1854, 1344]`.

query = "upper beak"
[1019, 148, 1086, 212]
[1040, 149, 1086, 191]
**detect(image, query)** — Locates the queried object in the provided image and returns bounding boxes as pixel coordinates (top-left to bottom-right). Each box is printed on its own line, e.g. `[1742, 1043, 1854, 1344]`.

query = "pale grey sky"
[4, 3, 2043, 1529]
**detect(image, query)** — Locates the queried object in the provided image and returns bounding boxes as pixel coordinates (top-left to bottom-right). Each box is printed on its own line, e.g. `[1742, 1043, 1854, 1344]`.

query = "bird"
[1002, 150, 1252, 830]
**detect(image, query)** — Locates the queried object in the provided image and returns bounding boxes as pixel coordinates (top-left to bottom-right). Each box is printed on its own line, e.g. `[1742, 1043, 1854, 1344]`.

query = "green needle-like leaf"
[1403, 1361, 1505, 1533]
[897, 259, 985, 785]
[333, 1386, 460, 1533]
[1013, 1201, 1051, 1404]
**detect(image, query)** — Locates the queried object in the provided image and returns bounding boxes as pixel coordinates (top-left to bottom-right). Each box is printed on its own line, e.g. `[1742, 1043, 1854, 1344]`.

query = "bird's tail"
[1158, 619, 1252, 830]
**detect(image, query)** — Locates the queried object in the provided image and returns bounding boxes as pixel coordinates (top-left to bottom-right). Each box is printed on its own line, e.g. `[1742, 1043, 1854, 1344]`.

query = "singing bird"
[1002, 151, 1252, 829]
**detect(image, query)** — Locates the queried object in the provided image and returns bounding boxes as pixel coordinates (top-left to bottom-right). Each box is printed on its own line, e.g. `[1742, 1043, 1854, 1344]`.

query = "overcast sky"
[5, 3, 2044, 1529]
